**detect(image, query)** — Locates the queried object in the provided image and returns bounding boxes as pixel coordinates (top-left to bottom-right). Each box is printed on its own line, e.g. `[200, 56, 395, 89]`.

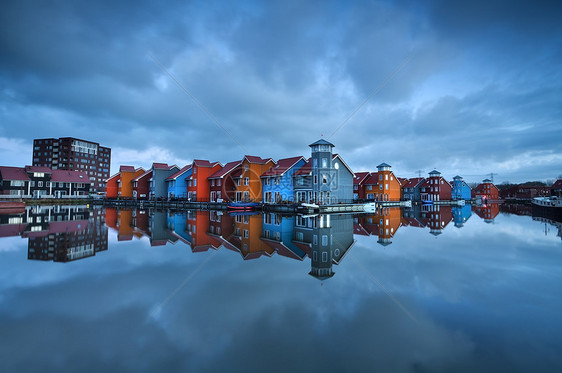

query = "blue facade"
[262, 158, 306, 203]
[167, 212, 191, 244]
[452, 176, 472, 200]
[452, 205, 472, 228]
[261, 214, 307, 259]
[166, 167, 193, 199]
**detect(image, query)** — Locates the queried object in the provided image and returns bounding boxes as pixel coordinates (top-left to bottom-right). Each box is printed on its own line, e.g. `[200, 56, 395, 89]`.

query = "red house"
[420, 170, 452, 202]
[208, 160, 241, 202]
[132, 170, 152, 200]
[353, 172, 371, 201]
[472, 179, 499, 202]
[105, 173, 120, 199]
[186, 160, 222, 202]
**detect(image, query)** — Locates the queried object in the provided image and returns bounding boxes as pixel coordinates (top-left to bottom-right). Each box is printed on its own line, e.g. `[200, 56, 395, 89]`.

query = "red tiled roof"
[51, 170, 91, 183]
[403, 177, 425, 188]
[552, 179, 562, 189]
[132, 170, 152, 182]
[398, 177, 408, 186]
[193, 159, 220, 168]
[353, 172, 370, 185]
[152, 163, 169, 169]
[364, 172, 379, 185]
[261, 156, 304, 177]
[261, 238, 304, 261]
[231, 168, 243, 178]
[165, 165, 192, 181]
[0, 166, 29, 181]
[25, 166, 52, 173]
[106, 173, 120, 182]
[119, 165, 136, 172]
[473, 182, 498, 193]
[420, 179, 431, 187]
[244, 155, 274, 164]
[208, 161, 241, 179]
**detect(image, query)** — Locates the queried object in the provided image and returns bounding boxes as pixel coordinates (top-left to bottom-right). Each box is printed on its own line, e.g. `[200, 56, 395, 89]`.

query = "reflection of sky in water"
[0, 211, 561, 372]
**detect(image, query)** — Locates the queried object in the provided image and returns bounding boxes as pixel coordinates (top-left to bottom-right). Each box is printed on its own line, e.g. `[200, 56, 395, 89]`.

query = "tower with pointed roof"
[309, 139, 335, 204]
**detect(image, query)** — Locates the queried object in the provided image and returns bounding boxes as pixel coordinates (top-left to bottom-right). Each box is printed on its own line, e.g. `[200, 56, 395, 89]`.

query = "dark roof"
[353, 172, 371, 185]
[243, 155, 274, 164]
[403, 177, 424, 188]
[193, 159, 221, 168]
[119, 165, 136, 172]
[377, 162, 391, 168]
[429, 170, 441, 176]
[453, 175, 463, 180]
[483, 178, 492, 183]
[25, 166, 52, 173]
[152, 163, 169, 170]
[208, 161, 241, 179]
[309, 139, 335, 147]
[51, 170, 90, 183]
[552, 179, 562, 189]
[166, 165, 192, 181]
[364, 172, 380, 185]
[0, 166, 29, 181]
[261, 156, 304, 177]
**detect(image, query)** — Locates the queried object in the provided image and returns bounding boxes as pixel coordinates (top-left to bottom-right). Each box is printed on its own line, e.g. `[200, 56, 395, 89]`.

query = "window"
[322, 175, 327, 184]
[385, 184, 389, 190]
[217, 179, 221, 186]
[194, 179, 197, 186]
[274, 177, 280, 185]
[211, 180, 215, 186]
[385, 174, 388, 180]
[322, 252, 328, 262]
[38, 181, 43, 187]
[244, 164, 249, 171]
[322, 235, 328, 246]
[379, 174, 382, 180]
[264, 178, 270, 186]
[244, 177, 249, 186]
[322, 158, 327, 168]
[314, 175, 318, 184]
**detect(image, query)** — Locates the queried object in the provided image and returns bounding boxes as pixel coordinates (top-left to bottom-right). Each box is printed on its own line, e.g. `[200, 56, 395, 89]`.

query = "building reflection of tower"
[420, 205, 452, 236]
[26, 205, 108, 262]
[472, 203, 500, 223]
[303, 214, 355, 280]
[452, 205, 472, 228]
[353, 207, 402, 246]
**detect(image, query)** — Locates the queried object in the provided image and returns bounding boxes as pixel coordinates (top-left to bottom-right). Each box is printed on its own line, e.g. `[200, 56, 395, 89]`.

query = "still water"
[0, 204, 561, 372]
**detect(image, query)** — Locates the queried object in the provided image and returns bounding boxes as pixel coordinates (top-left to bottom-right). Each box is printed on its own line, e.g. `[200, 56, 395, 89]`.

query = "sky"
[1, 0, 561, 184]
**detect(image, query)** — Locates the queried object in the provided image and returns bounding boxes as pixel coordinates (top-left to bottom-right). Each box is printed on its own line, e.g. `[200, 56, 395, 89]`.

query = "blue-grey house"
[165, 165, 192, 199]
[261, 156, 306, 203]
[451, 175, 472, 200]
[261, 213, 307, 260]
[149, 163, 180, 199]
[293, 140, 354, 204]
[452, 205, 472, 228]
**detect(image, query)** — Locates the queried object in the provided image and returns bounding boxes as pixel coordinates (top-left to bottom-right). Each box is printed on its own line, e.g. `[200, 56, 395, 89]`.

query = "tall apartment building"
[32, 137, 111, 192]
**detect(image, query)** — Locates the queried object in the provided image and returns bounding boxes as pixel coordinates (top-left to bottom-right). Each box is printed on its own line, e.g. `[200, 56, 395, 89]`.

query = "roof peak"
[309, 139, 335, 147]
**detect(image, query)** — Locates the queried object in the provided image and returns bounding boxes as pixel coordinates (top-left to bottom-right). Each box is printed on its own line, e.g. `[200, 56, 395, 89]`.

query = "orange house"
[105, 174, 120, 199]
[374, 207, 403, 245]
[118, 166, 145, 199]
[363, 163, 402, 201]
[185, 210, 214, 252]
[186, 160, 222, 202]
[234, 213, 274, 260]
[234, 156, 275, 202]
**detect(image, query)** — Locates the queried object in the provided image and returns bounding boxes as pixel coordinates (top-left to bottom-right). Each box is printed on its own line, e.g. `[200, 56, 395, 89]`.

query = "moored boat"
[228, 202, 261, 211]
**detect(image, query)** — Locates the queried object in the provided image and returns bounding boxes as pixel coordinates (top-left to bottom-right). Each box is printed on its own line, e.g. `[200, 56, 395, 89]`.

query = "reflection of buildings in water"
[150, 210, 178, 246]
[532, 216, 562, 240]
[499, 203, 532, 216]
[6, 206, 110, 262]
[306, 214, 355, 280]
[262, 213, 307, 260]
[472, 203, 500, 223]
[452, 205, 472, 228]
[420, 205, 453, 236]
[353, 207, 402, 246]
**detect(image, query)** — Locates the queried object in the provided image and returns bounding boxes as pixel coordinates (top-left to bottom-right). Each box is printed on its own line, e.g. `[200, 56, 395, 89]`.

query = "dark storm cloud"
[0, 0, 560, 180]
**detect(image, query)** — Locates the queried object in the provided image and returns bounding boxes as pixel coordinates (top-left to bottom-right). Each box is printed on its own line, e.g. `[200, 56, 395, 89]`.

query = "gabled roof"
[473, 182, 498, 193]
[0, 166, 29, 181]
[132, 169, 152, 182]
[208, 161, 241, 179]
[309, 139, 334, 147]
[332, 154, 354, 175]
[152, 163, 170, 170]
[353, 172, 371, 185]
[261, 156, 305, 177]
[119, 165, 136, 172]
[397, 177, 408, 186]
[25, 166, 52, 173]
[293, 158, 312, 176]
[51, 170, 90, 183]
[193, 159, 221, 168]
[364, 172, 380, 185]
[243, 155, 274, 164]
[105, 173, 120, 183]
[231, 168, 243, 178]
[403, 177, 424, 188]
[165, 165, 192, 181]
[552, 179, 562, 189]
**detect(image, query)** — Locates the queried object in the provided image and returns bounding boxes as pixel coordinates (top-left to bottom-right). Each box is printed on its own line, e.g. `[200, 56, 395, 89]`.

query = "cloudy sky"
[1, 0, 561, 183]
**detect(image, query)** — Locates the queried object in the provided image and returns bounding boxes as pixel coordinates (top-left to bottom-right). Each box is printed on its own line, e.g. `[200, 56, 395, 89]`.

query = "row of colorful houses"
[104, 139, 514, 203]
[106, 140, 356, 203]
